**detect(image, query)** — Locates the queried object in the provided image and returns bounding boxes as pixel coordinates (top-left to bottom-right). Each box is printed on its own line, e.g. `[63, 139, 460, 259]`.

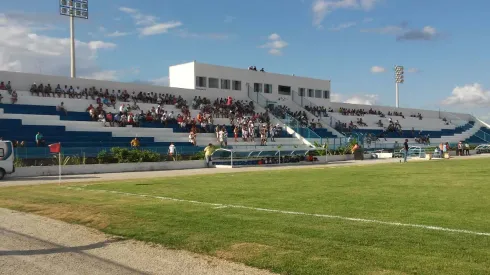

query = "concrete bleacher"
[1, 68, 489, 158]
[0, 88, 309, 158]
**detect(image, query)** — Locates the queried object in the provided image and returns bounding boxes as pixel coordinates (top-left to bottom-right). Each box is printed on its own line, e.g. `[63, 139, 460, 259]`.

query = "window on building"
[232, 80, 242, 91]
[323, 90, 330, 99]
[264, 84, 272, 94]
[308, 89, 314, 97]
[196, 76, 207, 88]
[221, 79, 230, 89]
[209, 78, 219, 89]
[254, 83, 263, 93]
[315, 90, 322, 98]
[299, 88, 305, 97]
[278, 85, 292, 96]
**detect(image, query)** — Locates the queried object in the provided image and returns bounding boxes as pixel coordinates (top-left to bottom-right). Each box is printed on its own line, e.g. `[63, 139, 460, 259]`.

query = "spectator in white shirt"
[168, 142, 176, 161]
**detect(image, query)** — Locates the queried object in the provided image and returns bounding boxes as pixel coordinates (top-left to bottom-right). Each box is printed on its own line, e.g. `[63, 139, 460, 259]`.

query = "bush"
[96, 148, 162, 164]
[97, 150, 116, 164]
[189, 151, 205, 160]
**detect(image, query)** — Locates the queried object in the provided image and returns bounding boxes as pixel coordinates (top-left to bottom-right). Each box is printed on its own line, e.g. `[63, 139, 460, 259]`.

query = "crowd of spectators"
[248, 66, 265, 72]
[386, 118, 402, 134]
[334, 121, 353, 132]
[0, 80, 17, 104]
[387, 111, 404, 119]
[192, 96, 256, 119]
[268, 105, 309, 127]
[413, 129, 431, 145]
[337, 107, 385, 117]
[410, 113, 424, 120]
[193, 96, 284, 145]
[304, 105, 329, 117]
[87, 96, 188, 129]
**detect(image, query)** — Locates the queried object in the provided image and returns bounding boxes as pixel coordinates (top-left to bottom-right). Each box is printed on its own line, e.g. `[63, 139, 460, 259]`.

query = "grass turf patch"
[1, 158, 489, 274]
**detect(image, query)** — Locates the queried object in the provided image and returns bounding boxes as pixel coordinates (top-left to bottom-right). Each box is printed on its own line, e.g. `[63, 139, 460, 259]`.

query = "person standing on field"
[204, 143, 215, 168]
[403, 139, 409, 163]
[168, 142, 176, 161]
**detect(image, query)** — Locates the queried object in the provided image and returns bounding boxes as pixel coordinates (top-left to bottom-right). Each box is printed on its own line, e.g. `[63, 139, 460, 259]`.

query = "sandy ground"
[0, 208, 275, 275]
[0, 154, 488, 275]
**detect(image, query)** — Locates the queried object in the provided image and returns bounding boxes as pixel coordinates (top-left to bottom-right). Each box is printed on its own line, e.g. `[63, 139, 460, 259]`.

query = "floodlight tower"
[394, 65, 404, 108]
[59, 0, 89, 78]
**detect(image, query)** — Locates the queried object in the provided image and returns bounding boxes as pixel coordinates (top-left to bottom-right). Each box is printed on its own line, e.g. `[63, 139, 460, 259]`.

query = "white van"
[0, 141, 15, 180]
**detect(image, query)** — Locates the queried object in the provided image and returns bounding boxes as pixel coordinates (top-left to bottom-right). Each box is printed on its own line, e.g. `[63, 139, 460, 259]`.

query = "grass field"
[1, 158, 490, 274]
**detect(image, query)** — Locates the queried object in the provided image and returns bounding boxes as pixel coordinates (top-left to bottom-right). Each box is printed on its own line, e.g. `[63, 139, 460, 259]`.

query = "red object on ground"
[49, 143, 61, 154]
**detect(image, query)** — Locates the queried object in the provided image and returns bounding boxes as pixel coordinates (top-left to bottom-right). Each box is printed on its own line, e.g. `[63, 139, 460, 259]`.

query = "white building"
[169, 61, 332, 104]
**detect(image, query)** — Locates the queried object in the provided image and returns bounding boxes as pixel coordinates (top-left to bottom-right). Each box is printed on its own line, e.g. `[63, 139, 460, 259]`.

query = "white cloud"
[362, 24, 440, 41]
[359, 0, 379, 10]
[0, 13, 116, 76]
[260, 33, 288, 56]
[119, 6, 157, 26]
[87, 41, 117, 50]
[120, 6, 181, 36]
[0, 58, 21, 72]
[140, 22, 182, 36]
[80, 70, 118, 81]
[107, 31, 131, 37]
[370, 66, 386, 73]
[330, 93, 343, 102]
[119, 7, 137, 14]
[331, 93, 379, 105]
[312, 0, 381, 27]
[329, 21, 357, 31]
[268, 33, 281, 40]
[442, 83, 490, 106]
[397, 25, 438, 41]
[151, 76, 169, 86]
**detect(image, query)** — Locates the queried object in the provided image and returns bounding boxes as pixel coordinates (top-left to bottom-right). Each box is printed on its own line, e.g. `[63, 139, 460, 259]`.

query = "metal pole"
[58, 151, 61, 185]
[70, 15, 76, 78]
[395, 82, 399, 108]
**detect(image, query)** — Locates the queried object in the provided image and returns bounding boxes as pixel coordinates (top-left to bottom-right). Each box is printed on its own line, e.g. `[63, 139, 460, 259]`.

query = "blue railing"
[474, 130, 490, 143]
[246, 84, 323, 147]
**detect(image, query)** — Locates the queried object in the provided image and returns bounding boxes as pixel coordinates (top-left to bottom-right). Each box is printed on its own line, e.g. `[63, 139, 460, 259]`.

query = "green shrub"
[96, 150, 116, 164]
[14, 158, 27, 167]
[97, 147, 162, 164]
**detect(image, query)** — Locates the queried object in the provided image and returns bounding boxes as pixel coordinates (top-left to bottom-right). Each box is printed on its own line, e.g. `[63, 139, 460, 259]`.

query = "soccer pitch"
[1, 158, 490, 274]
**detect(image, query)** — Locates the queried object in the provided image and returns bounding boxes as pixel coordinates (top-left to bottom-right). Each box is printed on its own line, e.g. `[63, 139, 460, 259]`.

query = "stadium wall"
[170, 61, 332, 105]
[12, 160, 208, 178]
[10, 155, 365, 178]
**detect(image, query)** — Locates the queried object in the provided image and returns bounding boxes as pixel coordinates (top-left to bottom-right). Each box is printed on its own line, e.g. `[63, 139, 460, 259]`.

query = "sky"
[0, 0, 489, 118]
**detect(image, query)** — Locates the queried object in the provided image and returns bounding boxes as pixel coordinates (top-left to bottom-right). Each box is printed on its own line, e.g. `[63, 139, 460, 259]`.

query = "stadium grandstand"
[1, 61, 490, 161]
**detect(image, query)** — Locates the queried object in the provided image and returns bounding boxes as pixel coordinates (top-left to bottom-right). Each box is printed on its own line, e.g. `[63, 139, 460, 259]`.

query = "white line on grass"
[65, 187, 490, 237]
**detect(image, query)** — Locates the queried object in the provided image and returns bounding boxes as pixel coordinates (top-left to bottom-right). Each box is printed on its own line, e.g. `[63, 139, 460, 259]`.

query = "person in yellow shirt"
[204, 143, 215, 168]
[131, 137, 140, 147]
[351, 143, 360, 154]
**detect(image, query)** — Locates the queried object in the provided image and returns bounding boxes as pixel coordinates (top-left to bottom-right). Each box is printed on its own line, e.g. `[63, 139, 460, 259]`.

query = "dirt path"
[0, 208, 275, 275]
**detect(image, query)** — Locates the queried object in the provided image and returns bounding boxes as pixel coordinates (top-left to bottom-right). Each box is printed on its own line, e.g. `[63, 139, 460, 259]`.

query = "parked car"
[475, 144, 490, 154]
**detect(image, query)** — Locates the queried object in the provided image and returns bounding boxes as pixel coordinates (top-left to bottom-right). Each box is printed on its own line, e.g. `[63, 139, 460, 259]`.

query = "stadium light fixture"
[395, 65, 404, 108]
[59, 0, 89, 78]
